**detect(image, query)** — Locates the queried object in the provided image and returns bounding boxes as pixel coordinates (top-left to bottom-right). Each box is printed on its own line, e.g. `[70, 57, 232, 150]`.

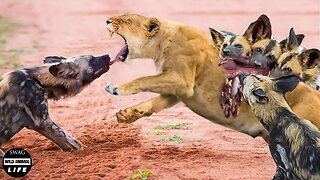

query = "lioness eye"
[235, 44, 243, 48]
[223, 44, 228, 48]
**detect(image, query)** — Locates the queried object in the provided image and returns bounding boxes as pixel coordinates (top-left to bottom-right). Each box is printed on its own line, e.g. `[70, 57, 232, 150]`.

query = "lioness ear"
[273, 75, 300, 94]
[49, 63, 79, 79]
[243, 14, 272, 44]
[144, 17, 161, 37]
[209, 28, 225, 48]
[298, 48, 320, 69]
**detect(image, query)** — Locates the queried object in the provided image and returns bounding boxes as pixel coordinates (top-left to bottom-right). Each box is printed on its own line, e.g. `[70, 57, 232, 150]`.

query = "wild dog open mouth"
[219, 57, 269, 79]
[219, 57, 270, 118]
[93, 54, 112, 78]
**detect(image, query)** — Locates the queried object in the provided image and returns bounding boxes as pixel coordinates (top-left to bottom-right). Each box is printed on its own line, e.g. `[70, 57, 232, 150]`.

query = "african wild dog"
[0, 54, 113, 156]
[239, 74, 320, 179]
[209, 14, 272, 117]
[270, 28, 320, 91]
[209, 14, 272, 72]
[250, 28, 305, 70]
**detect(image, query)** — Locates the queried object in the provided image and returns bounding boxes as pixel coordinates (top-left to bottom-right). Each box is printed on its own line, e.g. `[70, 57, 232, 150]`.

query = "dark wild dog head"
[270, 29, 320, 83]
[251, 28, 305, 70]
[33, 54, 112, 99]
[239, 74, 300, 125]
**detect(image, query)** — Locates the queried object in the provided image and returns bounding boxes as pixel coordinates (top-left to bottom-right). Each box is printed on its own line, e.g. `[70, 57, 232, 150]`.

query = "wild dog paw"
[105, 83, 120, 95]
[116, 108, 146, 123]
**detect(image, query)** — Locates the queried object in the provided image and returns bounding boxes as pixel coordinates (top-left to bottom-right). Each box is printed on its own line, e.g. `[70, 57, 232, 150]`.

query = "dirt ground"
[0, 0, 319, 179]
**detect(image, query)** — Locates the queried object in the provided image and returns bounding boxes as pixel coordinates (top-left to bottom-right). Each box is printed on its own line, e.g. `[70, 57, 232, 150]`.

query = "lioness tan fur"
[105, 14, 320, 141]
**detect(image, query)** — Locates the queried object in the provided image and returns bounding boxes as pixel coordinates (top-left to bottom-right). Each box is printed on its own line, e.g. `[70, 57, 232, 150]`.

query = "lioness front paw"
[116, 108, 146, 123]
[105, 83, 120, 95]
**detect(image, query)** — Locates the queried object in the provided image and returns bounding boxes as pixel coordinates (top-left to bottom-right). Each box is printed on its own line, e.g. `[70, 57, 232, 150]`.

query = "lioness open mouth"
[220, 57, 270, 118]
[107, 27, 129, 62]
[114, 44, 129, 62]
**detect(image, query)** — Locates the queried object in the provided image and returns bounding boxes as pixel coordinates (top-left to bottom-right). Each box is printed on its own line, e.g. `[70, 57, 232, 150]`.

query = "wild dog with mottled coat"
[209, 15, 272, 117]
[270, 28, 320, 91]
[0, 54, 112, 156]
[240, 74, 320, 179]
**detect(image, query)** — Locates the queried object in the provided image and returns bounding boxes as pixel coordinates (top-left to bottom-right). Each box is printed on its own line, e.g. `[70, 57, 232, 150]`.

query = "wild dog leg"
[31, 118, 84, 150]
[117, 95, 180, 123]
[105, 73, 195, 98]
[23, 102, 84, 151]
[272, 166, 288, 180]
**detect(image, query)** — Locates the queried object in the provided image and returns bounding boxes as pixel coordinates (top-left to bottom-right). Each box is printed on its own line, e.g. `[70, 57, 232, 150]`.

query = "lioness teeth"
[109, 31, 114, 38]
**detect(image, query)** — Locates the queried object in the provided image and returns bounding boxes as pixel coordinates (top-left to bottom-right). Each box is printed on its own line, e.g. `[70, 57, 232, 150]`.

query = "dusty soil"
[0, 0, 319, 179]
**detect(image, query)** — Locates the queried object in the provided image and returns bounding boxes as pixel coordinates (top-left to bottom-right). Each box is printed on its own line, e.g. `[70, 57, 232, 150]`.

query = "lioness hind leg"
[117, 95, 180, 123]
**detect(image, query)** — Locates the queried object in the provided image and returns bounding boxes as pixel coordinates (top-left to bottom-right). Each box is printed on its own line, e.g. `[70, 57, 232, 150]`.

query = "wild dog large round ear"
[273, 75, 300, 94]
[144, 17, 161, 37]
[43, 56, 66, 64]
[243, 14, 272, 44]
[252, 87, 268, 103]
[280, 28, 300, 52]
[209, 28, 225, 48]
[298, 48, 320, 70]
[49, 63, 79, 79]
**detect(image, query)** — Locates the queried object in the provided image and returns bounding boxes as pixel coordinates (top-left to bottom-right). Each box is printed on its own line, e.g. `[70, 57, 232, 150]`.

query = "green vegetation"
[154, 123, 190, 130]
[128, 169, 152, 180]
[151, 128, 167, 136]
[163, 135, 184, 142]
[0, 16, 42, 69]
[0, 16, 23, 68]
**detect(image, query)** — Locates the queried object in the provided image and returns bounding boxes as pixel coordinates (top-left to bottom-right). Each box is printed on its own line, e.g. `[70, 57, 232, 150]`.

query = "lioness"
[105, 14, 320, 141]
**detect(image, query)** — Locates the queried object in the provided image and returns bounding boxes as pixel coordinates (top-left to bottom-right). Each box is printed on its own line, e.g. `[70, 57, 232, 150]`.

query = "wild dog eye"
[268, 55, 275, 60]
[223, 44, 228, 48]
[257, 48, 262, 53]
[235, 44, 243, 48]
[284, 67, 292, 72]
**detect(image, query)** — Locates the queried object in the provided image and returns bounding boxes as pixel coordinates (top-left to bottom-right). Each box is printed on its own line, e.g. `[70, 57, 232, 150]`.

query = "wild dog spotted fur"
[0, 54, 111, 156]
[240, 74, 320, 179]
[270, 28, 320, 91]
[209, 14, 272, 68]
[209, 15, 272, 118]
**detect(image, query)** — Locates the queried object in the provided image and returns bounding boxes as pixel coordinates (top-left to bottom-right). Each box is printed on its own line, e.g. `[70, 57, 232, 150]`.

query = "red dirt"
[0, 0, 319, 179]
